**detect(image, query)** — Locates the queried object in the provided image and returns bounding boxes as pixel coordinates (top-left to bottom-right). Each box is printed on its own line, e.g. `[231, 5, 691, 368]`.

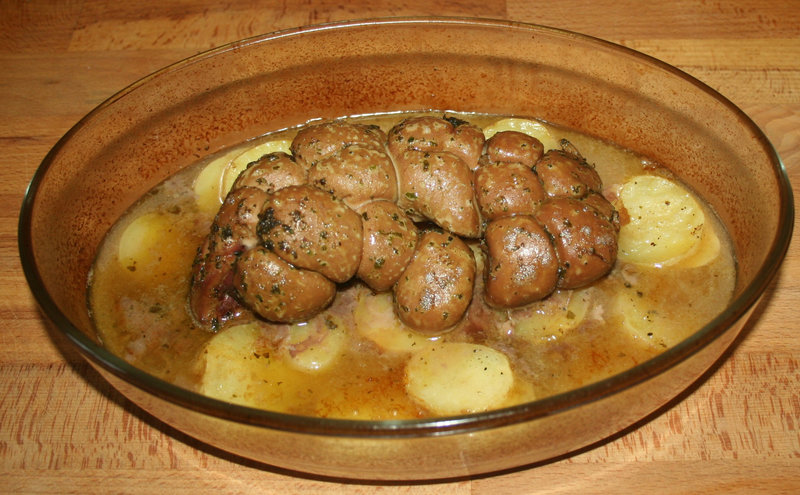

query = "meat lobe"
[393, 149, 482, 238]
[387, 115, 485, 171]
[232, 152, 307, 193]
[233, 246, 336, 323]
[307, 145, 397, 209]
[484, 131, 544, 168]
[474, 160, 546, 221]
[483, 215, 559, 308]
[291, 121, 387, 170]
[257, 184, 363, 283]
[394, 230, 476, 334]
[189, 186, 267, 330]
[356, 200, 419, 292]
[535, 149, 603, 199]
[535, 198, 618, 289]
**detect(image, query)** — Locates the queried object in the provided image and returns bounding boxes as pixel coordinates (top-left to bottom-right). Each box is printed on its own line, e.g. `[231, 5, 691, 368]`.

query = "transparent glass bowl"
[18, 18, 793, 480]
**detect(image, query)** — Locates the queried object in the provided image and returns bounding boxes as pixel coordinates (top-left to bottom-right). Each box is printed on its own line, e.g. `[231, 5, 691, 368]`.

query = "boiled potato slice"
[193, 140, 292, 214]
[513, 288, 591, 343]
[193, 149, 240, 214]
[199, 323, 304, 409]
[354, 291, 439, 353]
[615, 291, 684, 350]
[220, 139, 292, 198]
[117, 212, 170, 271]
[483, 118, 560, 152]
[618, 175, 705, 266]
[281, 313, 347, 372]
[678, 220, 721, 268]
[405, 342, 514, 415]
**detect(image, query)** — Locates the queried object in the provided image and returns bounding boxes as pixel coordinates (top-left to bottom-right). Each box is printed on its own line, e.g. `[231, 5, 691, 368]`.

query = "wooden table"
[2, 1, 798, 493]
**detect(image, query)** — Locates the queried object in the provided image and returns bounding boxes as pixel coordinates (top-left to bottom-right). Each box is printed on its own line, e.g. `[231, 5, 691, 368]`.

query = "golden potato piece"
[281, 313, 347, 372]
[615, 290, 685, 350]
[679, 222, 721, 268]
[405, 342, 514, 415]
[117, 211, 192, 279]
[513, 288, 592, 343]
[618, 175, 705, 266]
[193, 149, 240, 214]
[199, 323, 307, 410]
[354, 291, 438, 353]
[117, 212, 168, 271]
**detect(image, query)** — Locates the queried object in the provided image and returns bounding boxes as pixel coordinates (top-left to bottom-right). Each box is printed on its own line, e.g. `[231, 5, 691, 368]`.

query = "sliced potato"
[405, 342, 514, 415]
[618, 175, 705, 266]
[220, 139, 292, 198]
[280, 313, 347, 372]
[117, 212, 169, 271]
[199, 323, 304, 409]
[513, 289, 591, 343]
[354, 291, 439, 353]
[193, 149, 240, 214]
[483, 118, 559, 152]
[677, 220, 721, 268]
[615, 290, 683, 350]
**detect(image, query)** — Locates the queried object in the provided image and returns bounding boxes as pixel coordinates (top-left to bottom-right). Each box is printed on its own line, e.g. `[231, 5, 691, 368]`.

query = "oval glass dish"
[18, 17, 793, 480]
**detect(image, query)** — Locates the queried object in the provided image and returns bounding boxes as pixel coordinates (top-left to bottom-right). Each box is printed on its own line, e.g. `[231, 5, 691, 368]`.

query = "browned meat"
[484, 130, 544, 167]
[483, 215, 559, 308]
[474, 161, 546, 220]
[191, 117, 620, 335]
[233, 246, 336, 323]
[291, 121, 387, 169]
[393, 230, 476, 334]
[535, 198, 618, 289]
[307, 145, 397, 209]
[232, 152, 307, 193]
[392, 149, 482, 238]
[535, 149, 603, 199]
[189, 186, 267, 330]
[257, 184, 363, 283]
[386, 115, 485, 171]
[356, 200, 419, 292]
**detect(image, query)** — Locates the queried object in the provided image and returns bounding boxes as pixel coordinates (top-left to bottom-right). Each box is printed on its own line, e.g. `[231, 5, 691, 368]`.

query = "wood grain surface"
[2, 1, 799, 493]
